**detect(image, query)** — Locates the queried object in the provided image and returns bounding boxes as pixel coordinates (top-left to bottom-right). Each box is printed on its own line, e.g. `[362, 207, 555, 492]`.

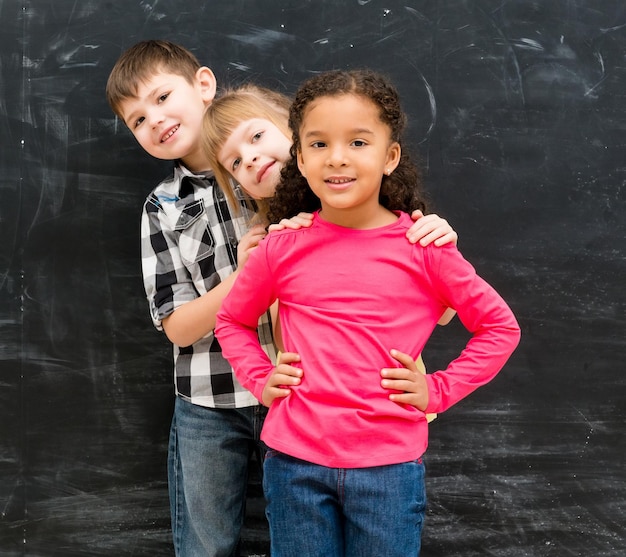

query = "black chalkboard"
[0, 1, 624, 555]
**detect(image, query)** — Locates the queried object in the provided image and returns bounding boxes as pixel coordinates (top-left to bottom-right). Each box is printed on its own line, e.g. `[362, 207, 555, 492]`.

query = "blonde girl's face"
[218, 118, 292, 199]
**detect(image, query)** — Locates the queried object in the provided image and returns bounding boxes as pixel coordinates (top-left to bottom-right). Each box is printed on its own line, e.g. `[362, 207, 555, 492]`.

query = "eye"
[351, 139, 367, 147]
[158, 92, 169, 103]
[133, 116, 145, 129]
[231, 158, 242, 171]
[311, 141, 327, 148]
[251, 131, 264, 143]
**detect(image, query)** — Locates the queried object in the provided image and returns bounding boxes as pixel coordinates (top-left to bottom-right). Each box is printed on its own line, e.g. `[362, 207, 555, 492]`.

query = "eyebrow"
[222, 120, 259, 155]
[122, 109, 139, 127]
[122, 83, 171, 125]
[303, 127, 374, 139]
[239, 120, 256, 136]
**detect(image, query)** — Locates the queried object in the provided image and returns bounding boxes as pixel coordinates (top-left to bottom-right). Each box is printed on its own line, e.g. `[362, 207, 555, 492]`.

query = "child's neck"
[319, 204, 397, 230]
[181, 152, 212, 174]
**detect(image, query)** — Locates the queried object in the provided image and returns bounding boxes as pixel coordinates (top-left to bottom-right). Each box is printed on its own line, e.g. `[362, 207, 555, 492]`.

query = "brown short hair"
[106, 40, 202, 119]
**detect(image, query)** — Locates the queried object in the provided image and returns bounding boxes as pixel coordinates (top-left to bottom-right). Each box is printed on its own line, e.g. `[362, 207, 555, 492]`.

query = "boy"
[106, 40, 275, 557]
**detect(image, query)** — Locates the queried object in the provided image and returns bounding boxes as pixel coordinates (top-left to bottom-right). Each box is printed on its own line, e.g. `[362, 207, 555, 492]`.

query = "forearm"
[216, 316, 273, 402]
[215, 247, 278, 400]
[162, 269, 240, 347]
[425, 319, 520, 413]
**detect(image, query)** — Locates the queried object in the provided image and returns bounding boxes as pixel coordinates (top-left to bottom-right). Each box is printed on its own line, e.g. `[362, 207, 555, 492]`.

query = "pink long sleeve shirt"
[216, 212, 520, 468]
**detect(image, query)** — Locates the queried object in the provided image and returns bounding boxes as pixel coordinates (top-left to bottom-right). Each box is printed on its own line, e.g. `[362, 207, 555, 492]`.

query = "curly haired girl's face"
[218, 118, 292, 199]
[296, 93, 400, 225]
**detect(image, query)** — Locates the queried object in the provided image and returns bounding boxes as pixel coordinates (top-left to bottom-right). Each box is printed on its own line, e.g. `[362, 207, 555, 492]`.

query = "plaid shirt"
[141, 164, 276, 408]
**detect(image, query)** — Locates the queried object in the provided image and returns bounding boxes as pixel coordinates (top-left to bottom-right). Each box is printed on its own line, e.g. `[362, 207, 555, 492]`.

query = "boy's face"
[218, 118, 292, 199]
[119, 67, 216, 171]
[297, 94, 400, 223]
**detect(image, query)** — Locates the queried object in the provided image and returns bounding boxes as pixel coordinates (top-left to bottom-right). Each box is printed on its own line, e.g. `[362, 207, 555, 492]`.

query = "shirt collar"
[175, 162, 215, 198]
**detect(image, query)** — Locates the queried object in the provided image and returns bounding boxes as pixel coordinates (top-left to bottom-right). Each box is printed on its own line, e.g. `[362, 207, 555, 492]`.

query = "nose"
[241, 146, 258, 168]
[326, 145, 347, 167]
[147, 107, 165, 128]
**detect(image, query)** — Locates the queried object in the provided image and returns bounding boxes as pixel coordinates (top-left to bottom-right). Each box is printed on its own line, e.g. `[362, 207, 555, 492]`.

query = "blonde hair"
[203, 84, 291, 222]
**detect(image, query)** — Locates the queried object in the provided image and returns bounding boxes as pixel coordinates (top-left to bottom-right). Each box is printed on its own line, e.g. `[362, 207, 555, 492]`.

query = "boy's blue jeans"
[263, 449, 427, 557]
[168, 396, 264, 557]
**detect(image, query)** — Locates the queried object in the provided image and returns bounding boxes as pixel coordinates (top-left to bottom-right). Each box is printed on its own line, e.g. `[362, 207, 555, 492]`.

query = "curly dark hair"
[267, 69, 427, 224]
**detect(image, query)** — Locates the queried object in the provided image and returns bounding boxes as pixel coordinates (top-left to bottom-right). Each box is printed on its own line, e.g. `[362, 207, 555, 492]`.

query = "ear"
[297, 149, 307, 178]
[385, 141, 401, 174]
[196, 66, 217, 105]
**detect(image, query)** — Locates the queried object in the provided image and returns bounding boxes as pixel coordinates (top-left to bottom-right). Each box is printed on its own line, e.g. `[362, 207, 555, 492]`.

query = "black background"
[0, 1, 624, 555]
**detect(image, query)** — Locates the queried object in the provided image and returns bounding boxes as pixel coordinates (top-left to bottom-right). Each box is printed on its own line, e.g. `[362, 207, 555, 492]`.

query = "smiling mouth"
[324, 177, 354, 191]
[326, 178, 353, 184]
[161, 125, 179, 143]
[256, 161, 274, 184]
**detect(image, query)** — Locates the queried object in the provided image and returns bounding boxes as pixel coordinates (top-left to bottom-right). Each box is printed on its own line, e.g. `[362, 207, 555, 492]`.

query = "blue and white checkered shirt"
[141, 164, 276, 408]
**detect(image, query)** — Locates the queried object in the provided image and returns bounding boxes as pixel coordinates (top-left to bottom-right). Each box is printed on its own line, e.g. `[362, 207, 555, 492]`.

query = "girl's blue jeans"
[263, 449, 427, 557]
[168, 396, 265, 557]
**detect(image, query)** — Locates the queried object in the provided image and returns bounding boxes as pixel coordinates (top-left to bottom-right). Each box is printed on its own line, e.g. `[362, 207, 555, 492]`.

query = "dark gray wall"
[0, 1, 624, 555]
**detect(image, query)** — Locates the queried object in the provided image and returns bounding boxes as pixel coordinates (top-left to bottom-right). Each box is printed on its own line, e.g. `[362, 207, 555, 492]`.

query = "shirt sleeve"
[423, 244, 521, 414]
[141, 194, 199, 330]
[215, 239, 278, 402]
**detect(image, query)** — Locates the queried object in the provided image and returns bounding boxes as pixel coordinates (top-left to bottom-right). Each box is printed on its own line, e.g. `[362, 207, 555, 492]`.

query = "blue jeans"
[263, 450, 426, 557]
[168, 396, 265, 557]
